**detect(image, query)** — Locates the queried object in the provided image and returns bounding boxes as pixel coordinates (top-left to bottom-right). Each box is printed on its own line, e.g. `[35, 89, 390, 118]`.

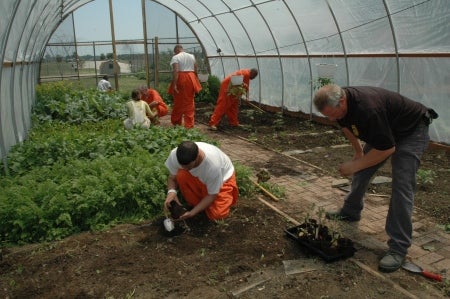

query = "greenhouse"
[1, 1, 450, 298]
[1, 0, 449, 163]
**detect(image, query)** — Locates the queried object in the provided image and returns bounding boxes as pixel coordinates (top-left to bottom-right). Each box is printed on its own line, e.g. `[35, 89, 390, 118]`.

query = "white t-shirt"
[165, 142, 235, 195]
[97, 79, 112, 91]
[170, 52, 196, 71]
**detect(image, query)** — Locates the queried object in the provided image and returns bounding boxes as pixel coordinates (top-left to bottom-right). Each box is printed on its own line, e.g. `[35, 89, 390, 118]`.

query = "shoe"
[209, 125, 217, 131]
[378, 251, 405, 273]
[325, 210, 360, 222]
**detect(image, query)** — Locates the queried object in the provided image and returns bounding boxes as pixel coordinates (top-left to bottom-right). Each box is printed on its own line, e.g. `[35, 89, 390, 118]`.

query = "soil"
[0, 102, 448, 299]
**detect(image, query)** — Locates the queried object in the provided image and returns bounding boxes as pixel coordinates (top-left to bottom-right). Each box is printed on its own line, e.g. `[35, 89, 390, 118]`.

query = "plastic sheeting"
[1, 0, 449, 165]
[0, 0, 93, 165]
[153, 0, 449, 144]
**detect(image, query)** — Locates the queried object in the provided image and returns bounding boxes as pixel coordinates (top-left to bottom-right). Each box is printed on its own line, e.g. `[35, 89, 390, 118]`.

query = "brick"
[417, 252, 444, 264]
[433, 258, 450, 272]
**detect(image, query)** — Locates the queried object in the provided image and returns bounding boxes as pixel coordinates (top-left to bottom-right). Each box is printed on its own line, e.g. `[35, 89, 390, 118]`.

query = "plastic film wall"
[154, 0, 449, 144]
[1, 0, 449, 168]
[0, 0, 93, 169]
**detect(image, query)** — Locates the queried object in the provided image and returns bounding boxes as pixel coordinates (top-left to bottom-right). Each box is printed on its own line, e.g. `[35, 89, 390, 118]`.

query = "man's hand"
[164, 195, 180, 210]
[178, 210, 193, 220]
[339, 161, 357, 177]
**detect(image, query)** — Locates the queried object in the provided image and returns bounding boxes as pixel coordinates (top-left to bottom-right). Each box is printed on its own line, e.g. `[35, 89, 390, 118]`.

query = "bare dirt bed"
[0, 197, 444, 299]
[0, 102, 448, 299]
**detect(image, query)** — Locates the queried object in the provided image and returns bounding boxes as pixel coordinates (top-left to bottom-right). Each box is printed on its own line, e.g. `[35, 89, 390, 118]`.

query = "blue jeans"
[341, 122, 430, 255]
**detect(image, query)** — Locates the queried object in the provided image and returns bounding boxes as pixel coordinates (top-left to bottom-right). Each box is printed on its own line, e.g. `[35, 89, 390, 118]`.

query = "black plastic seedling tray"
[285, 224, 356, 263]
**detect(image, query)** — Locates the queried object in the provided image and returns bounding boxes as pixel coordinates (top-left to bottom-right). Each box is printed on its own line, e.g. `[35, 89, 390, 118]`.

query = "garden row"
[0, 81, 254, 245]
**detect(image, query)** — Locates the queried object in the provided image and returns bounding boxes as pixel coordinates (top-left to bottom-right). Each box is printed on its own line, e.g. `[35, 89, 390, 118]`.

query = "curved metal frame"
[382, 0, 400, 92]
[1, 0, 449, 165]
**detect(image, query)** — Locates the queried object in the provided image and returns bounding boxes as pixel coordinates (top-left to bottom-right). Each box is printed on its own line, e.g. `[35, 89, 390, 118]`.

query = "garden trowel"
[401, 261, 442, 282]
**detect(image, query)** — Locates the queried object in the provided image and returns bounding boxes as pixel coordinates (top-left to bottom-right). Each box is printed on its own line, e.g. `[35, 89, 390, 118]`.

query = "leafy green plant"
[5, 121, 209, 177]
[227, 83, 248, 98]
[195, 82, 214, 103]
[273, 112, 285, 131]
[312, 77, 333, 90]
[258, 181, 286, 199]
[34, 81, 127, 123]
[234, 162, 258, 196]
[299, 203, 344, 249]
[207, 75, 220, 100]
[417, 169, 436, 185]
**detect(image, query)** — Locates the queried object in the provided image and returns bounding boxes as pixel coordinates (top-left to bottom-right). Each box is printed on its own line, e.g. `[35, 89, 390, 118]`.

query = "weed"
[258, 181, 286, 199]
[417, 169, 436, 185]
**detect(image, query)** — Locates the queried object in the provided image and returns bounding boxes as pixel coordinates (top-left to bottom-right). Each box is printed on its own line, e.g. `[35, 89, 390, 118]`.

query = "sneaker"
[325, 210, 360, 222]
[209, 125, 217, 131]
[379, 251, 405, 272]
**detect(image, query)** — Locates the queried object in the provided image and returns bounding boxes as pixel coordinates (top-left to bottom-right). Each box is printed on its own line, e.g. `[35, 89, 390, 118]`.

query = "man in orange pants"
[164, 141, 238, 220]
[168, 44, 202, 128]
[209, 68, 258, 130]
[139, 86, 169, 124]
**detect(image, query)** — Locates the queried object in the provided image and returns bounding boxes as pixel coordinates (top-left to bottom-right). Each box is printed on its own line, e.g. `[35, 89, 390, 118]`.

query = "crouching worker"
[123, 89, 157, 129]
[164, 141, 238, 220]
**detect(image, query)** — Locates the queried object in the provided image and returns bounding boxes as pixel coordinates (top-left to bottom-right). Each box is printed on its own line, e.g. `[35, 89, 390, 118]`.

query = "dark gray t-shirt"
[338, 86, 428, 150]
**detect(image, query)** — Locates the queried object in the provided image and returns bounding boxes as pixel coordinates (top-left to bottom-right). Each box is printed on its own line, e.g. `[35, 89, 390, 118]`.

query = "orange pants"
[209, 69, 251, 127]
[156, 101, 169, 117]
[209, 92, 239, 127]
[176, 169, 238, 220]
[168, 72, 201, 128]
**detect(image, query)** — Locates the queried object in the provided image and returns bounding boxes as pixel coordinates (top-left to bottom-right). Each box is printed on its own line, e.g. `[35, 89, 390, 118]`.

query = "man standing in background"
[168, 44, 202, 128]
[97, 75, 112, 92]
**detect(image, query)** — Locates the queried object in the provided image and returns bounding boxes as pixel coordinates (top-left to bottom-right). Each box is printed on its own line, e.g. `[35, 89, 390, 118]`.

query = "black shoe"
[325, 210, 360, 222]
[378, 251, 405, 273]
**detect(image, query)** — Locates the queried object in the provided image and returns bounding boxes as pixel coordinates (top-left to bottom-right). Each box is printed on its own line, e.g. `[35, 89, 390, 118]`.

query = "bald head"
[250, 68, 258, 80]
[173, 44, 184, 54]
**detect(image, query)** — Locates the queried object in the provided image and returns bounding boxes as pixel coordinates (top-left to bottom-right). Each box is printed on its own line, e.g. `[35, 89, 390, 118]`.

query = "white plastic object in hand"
[163, 218, 175, 232]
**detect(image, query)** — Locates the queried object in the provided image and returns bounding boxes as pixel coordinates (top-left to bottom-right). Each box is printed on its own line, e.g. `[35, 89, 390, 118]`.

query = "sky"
[74, 0, 144, 42]
[70, 0, 192, 56]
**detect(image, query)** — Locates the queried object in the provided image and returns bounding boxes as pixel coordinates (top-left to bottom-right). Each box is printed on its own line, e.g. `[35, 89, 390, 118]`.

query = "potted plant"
[285, 205, 356, 262]
[228, 82, 248, 98]
[312, 77, 334, 90]
[313, 63, 337, 90]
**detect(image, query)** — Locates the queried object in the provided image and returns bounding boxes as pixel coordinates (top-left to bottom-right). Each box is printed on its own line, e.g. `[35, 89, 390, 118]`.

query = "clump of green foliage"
[416, 169, 436, 185]
[195, 74, 221, 104]
[258, 181, 286, 199]
[34, 81, 127, 123]
[207, 75, 220, 100]
[1, 81, 255, 245]
[234, 162, 258, 196]
[312, 77, 333, 90]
